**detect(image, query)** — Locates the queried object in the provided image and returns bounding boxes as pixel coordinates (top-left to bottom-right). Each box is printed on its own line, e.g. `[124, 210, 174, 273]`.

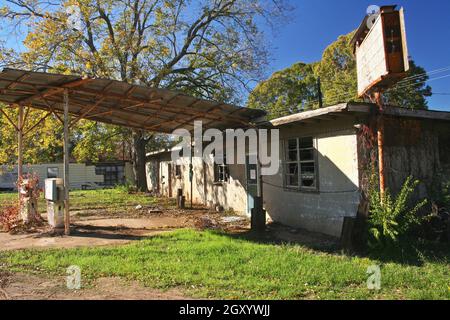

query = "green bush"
[368, 176, 427, 250]
[114, 182, 137, 194]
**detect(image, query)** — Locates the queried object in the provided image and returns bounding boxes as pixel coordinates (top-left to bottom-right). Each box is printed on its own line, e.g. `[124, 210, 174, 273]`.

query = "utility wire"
[396, 65, 450, 85]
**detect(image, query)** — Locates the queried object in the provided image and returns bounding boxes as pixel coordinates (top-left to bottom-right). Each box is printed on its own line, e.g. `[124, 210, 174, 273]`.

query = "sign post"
[352, 5, 410, 195]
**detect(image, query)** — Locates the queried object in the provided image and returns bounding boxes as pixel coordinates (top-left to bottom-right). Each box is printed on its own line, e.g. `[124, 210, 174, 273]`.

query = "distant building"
[0, 161, 135, 191]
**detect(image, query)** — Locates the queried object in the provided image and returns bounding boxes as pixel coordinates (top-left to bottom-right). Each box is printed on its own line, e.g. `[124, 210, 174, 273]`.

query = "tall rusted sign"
[352, 5, 410, 97]
[351, 5, 410, 196]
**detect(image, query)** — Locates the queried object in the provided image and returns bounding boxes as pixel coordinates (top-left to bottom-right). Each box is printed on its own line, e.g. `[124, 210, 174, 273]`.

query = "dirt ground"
[0, 271, 191, 300]
[0, 207, 249, 251]
[0, 206, 338, 300]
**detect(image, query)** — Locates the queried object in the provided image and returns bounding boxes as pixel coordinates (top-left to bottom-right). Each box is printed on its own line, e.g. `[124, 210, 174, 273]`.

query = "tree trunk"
[132, 129, 148, 192]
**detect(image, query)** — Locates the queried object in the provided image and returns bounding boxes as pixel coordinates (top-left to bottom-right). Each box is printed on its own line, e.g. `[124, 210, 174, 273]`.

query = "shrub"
[368, 175, 427, 250]
[114, 182, 138, 194]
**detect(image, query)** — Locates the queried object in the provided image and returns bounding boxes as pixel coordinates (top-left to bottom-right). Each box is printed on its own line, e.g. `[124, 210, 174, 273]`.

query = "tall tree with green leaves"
[383, 60, 432, 109]
[247, 62, 318, 119]
[249, 31, 432, 119]
[316, 31, 431, 109]
[315, 31, 359, 106]
[0, 0, 289, 190]
[0, 106, 63, 164]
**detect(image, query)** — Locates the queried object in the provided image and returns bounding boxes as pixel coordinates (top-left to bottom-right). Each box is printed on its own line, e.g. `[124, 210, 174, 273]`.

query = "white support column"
[63, 89, 70, 235]
[17, 104, 24, 200]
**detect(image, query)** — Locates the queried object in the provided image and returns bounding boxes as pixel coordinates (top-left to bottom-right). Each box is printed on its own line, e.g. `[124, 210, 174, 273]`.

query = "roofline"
[268, 103, 450, 127]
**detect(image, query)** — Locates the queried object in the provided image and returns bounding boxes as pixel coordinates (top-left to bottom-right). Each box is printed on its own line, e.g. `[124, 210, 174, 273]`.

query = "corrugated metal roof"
[0, 68, 266, 133]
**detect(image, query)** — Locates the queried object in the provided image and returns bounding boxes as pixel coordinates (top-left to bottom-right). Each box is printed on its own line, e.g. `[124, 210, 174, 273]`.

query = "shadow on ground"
[218, 222, 450, 267]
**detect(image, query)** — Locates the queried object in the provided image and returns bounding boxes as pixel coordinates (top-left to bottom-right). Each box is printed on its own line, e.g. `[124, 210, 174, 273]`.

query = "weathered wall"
[383, 118, 446, 200]
[263, 121, 361, 238]
[146, 151, 248, 214]
[203, 155, 248, 214]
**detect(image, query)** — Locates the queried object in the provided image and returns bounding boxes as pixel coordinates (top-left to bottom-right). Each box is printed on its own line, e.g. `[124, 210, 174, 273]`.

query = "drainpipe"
[374, 91, 386, 197]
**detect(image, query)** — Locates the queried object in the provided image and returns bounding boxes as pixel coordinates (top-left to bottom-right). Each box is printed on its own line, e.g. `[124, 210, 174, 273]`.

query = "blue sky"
[1, 0, 449, 111]
[262, 0, 450, 111]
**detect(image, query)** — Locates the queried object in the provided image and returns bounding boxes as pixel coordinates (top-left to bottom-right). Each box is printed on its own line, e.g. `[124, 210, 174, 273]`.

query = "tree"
[383, 60, 432, 109]
[316, 31, 431, 109]
[315, 31, 359, 106]
[247, 62, 318, 119]
[0, 106, 63, 164]
[249, 31, 432, 119]
[0, 0, 289, 191]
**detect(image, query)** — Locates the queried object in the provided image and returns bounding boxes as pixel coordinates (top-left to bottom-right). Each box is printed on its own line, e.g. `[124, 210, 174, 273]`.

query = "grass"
[1, 229, 449, 300]
[0, 188, 172, 216]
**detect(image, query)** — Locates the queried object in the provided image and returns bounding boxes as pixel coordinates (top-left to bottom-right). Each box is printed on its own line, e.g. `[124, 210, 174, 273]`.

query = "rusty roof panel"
[0, 68, 266, 133]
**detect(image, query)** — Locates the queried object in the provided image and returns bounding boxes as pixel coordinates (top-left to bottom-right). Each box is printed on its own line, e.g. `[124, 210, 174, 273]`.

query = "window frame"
[283, 137, 319, 192]
[213, 153, 229, 184]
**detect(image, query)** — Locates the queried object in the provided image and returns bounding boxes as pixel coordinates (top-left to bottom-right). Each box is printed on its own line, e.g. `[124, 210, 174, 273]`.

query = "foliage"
[0, 106, 63, 164]
[114, 182, 138, 195]
[247, 62, 318, 119]
[72, 121, 128, 163]
[368, 176, 427, 250]
[248, 31, 432, 119]
[383, 60, 432, 108]
[0, 202, 19, 232]
[2, 229, 449, 299]
[315, 31, 359, 106]
[0, 0, 290, 189]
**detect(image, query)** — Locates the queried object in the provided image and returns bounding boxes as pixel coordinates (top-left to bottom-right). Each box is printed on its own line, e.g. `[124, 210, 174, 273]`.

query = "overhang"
[268, 103, 450, 127]
[0, 68, 266, 133]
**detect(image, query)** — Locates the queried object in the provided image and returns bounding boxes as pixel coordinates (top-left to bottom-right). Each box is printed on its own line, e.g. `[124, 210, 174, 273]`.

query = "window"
[175, 165, 182, 177]
[47, 167, 59, 178]
[95, 164, 124, 186]
[284, 137, 317, 190]
[214, 153, 229, 183]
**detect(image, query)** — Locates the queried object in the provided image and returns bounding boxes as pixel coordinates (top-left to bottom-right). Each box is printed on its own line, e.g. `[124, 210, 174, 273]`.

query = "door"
[246, 154, 258, 216]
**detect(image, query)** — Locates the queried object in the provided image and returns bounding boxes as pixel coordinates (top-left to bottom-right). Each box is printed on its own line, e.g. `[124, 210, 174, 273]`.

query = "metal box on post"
[45, 178, 65, 229]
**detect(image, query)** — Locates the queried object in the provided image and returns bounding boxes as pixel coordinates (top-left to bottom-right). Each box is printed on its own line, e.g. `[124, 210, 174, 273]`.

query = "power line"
[396, 65, 450, 85]
[386, 73, 450, 92]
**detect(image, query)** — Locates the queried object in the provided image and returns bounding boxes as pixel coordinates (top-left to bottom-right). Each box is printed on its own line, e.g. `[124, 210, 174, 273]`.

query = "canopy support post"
[63, 89, 71, 235]
[17, 104, 24, 200]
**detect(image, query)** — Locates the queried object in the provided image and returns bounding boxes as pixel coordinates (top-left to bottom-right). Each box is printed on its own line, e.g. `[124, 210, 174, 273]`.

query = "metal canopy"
[0, 68, 266, 133]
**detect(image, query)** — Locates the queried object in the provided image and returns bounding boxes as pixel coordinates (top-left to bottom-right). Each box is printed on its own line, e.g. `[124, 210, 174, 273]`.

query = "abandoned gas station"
[1, 67, 450, 241]
[0, 6, 450, 242]
[0, 68, 265, 235]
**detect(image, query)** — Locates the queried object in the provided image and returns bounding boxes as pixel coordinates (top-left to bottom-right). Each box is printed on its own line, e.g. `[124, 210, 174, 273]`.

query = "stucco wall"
[263, 126, 361, 238]
[146, 119, 363, 236]
[146, 152, 248, 214]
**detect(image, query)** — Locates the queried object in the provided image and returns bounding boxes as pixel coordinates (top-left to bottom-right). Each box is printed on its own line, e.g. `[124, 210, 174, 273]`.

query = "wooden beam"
[85, 110, 113, 119]
[67, 87, 251, 125]
[6, 73, 30, 90]
[63, 89, 70, 236]
[16, 78, 94, 105]
[17, 106, 23, 202]
[0, 107, 19, 131]
[69, 97, 105, 127]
